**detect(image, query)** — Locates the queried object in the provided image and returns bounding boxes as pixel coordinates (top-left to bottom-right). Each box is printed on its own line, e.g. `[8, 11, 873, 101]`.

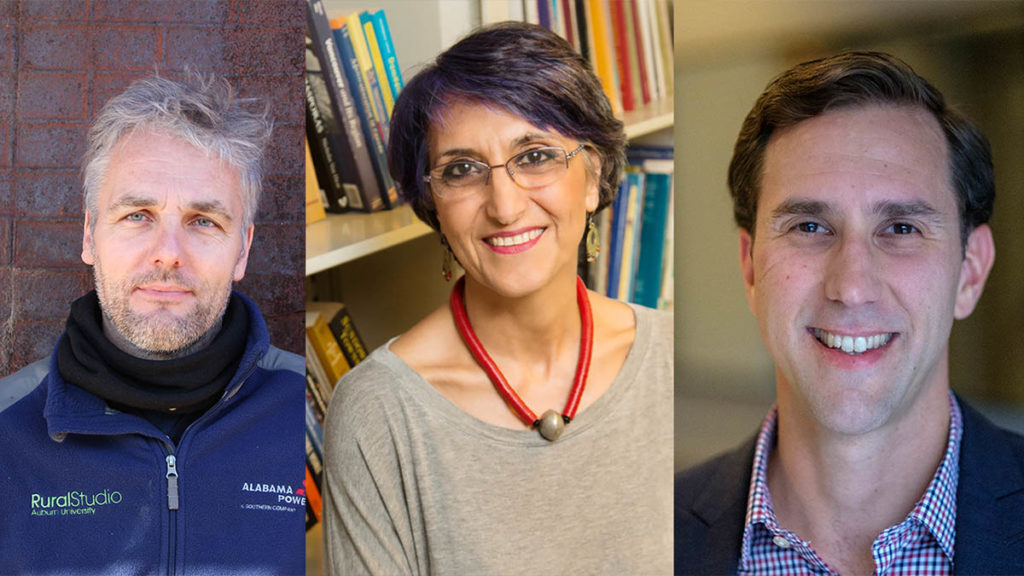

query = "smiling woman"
[321, 21, 674, 575]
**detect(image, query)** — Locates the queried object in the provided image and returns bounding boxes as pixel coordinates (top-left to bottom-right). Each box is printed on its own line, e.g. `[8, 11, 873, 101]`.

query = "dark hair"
[388, 21, 625, 232]
[729, 50, 994, 246]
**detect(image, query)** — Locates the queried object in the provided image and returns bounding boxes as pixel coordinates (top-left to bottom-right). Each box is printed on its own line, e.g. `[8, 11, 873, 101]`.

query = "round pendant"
[537, 409, 565, 442]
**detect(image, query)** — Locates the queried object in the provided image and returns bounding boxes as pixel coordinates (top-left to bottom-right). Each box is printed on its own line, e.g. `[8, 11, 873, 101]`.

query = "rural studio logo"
[240, 481, 306, 513]
[30, 489, 123, 518]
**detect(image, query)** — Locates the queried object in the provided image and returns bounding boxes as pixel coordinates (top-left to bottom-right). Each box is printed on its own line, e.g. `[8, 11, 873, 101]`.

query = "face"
[82, 128, 254, 354]
[427, 101, 600, 298]
[740, 104, 993, 436]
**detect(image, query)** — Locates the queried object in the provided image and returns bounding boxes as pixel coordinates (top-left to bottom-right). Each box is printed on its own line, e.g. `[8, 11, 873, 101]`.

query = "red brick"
[21, 0, 90, 20]
[0, 73, 13, 116]
[0, 218, 10, 264]
[22, 24, 160, 71]
[263, 311, 303, 356]
[16, 72, 89, 120]
[256, 173, 304, 223]
[93, 0, 228, 23]
[0, 23, 11, 72]
[236, 272, 304, 317]
[263, 122, 303, 176]
[13, 269, 91, 319]
[15, 171, 83, 219]
[93, 25, 162, 71]
[163, 26, 227, 72]
[225, 25, 303, 77]
[245, 222, 302, 276]
[0, 123, 9, 167]
[232, 74, 304, 128]
[11, 319, 64, 371]
[14, 220, 86, 268]
[21, 25, 91, 70]
[0, 0, 16, 20]
[14, 122, 88, 169]
[0, 170, 11, 215]
[231, 0, 303, 27]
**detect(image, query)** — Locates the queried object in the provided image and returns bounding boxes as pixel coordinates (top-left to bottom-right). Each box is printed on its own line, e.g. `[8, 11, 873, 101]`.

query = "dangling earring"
[585, 213, 600, 263]
[441, 236, 454, 282]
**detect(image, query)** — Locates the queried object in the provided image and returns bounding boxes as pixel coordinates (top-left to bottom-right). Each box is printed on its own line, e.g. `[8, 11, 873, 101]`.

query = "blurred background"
[674, 0, 1024, 471]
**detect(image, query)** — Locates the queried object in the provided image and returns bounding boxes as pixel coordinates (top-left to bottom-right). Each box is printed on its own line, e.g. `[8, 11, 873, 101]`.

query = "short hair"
[729, 50, 994, 247]
[388, 21, 626, 232]
[82, 73, 273, 230]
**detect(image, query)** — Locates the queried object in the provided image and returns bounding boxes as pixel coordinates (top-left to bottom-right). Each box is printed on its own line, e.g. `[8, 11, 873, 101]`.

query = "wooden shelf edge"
[305, 207, 435, 275]
[622, 97, 674, 139]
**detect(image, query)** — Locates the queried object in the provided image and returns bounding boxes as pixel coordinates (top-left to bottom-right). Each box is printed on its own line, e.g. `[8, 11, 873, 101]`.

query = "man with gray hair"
[0, 74, 304, 573]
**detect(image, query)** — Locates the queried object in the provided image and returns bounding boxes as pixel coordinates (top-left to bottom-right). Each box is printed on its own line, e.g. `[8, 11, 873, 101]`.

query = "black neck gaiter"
[57, 291, 248, 415]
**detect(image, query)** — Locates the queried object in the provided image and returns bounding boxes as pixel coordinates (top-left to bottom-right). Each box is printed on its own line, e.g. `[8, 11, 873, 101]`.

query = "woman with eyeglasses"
[322, 22, 672, 575]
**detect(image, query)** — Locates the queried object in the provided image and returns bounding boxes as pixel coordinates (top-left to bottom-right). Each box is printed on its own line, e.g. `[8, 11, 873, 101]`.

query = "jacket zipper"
[164, 448, 179, 576]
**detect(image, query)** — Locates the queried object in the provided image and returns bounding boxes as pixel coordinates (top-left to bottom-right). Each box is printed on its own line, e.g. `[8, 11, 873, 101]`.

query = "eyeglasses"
[424, 144, 586, 199]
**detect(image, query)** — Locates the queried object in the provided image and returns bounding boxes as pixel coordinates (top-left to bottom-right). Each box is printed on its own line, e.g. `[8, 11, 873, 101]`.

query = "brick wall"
[0, 0, 306, 373]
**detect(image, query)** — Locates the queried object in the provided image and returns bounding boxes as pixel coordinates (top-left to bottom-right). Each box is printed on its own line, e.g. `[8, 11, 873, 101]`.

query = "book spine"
[606, 176, 630, 298]
[308, 313, 350, 385]
[617, 170, 644, 301]
[587, 0, 622, 115]
[361, 12, 395, 117]
[304, 71, 350, 212]
[633, 170, 670, 307]
[332, 20, 398, 209]
[304, 136, 328, 224]
[370, 10, 404, 100]
[609, 0, 635, 112]
[329, 305, 369, 366]
[306, 0, 384, 212]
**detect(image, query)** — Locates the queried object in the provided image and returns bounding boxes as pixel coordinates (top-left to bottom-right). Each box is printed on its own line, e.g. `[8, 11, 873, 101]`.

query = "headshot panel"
[303, 1, 675, 573]
[0, 3, 306, 574]
[674, 2, 1024, 575]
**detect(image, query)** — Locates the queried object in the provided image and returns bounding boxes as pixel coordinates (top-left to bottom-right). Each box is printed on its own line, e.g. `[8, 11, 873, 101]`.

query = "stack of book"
[305, 0, 405, 214]
[304, 301, 368, 529]
[483, 0, 674, 115]
[585, 144, 674, 311]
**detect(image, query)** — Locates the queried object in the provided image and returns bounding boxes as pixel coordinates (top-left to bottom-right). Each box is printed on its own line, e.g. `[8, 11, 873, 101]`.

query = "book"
[331, 17, 398, 209]
[632, 168, 671, 307]
[307, 301, 369, 368]
[306, 0, 384, 212]
[360, 11, 395, 117]
[587, 0, 622, 115]
[304, 66, 349, 212]
[609, 0, 635, 111]
[616, 168, 645, 301]
[367, 10, 405, 112]
[306, 311, 350, 387]
[304, 138, 327, 225]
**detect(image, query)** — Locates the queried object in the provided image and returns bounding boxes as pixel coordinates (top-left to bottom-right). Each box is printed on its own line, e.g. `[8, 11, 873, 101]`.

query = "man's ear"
[232, 224, 255, 282]
[81, 212, 95, 265]
[954, 224, 995, 319]
[739, 228, 756, 315]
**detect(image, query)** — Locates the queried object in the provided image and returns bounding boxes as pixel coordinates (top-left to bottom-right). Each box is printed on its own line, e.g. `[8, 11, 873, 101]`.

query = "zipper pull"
[165, 455, 179, 510]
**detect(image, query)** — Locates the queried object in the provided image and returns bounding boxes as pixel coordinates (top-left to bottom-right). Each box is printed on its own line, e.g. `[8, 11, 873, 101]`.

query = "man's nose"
[824, 234, 882, 306]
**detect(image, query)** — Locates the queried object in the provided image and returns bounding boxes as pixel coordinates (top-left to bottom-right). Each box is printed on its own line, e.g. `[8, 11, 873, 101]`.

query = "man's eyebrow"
[873, 200, 943, 223]
[770, 199, 832, 220]
[107, 195, 234, 223]
[187, 199, 234, 223]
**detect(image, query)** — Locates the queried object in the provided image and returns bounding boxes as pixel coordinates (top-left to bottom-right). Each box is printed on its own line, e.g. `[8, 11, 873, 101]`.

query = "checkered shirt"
[738, 393, 962, 575]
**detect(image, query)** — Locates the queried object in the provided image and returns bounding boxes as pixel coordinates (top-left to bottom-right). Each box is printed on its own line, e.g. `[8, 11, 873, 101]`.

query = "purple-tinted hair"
[388, 21, 625, 232]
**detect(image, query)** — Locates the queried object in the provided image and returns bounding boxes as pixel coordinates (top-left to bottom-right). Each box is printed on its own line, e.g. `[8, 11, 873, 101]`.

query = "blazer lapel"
[953, 399, 1024, 575]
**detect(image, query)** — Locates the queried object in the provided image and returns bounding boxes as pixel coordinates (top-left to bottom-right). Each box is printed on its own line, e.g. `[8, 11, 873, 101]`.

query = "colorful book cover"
[633, 170, 671, 307]
[610, 0, 636, 112]
[360, 11, 396, 117]
[369, 10, 404, 101]
[586, 0, 622, 115]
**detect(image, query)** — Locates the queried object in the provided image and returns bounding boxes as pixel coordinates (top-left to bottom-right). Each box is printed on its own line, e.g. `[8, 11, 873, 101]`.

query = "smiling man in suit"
[675, 51, 1024, 575]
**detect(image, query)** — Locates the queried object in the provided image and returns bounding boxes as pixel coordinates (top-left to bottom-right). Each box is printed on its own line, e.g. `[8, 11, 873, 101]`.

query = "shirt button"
[772, 535, 792, 549]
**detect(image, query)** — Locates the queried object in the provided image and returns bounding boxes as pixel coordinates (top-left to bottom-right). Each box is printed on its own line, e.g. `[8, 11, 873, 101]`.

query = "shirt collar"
[739, 391, 962, 570]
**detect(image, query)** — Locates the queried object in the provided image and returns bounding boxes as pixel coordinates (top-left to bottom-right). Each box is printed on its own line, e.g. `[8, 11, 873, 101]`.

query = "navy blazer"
[674, 399, 1024, 575]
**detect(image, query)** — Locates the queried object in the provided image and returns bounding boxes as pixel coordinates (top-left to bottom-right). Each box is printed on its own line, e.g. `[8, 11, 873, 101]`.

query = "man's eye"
[194, 217, 215, 228]
[886, 222, 918, 235]
[795, 221, 828, 234]
[126, 212, 147, 222]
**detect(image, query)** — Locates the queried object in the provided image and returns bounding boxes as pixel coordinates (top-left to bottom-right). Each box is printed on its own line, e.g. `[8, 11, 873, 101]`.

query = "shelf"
[305, 205, 433, 275]
[622, 97, 674, 139]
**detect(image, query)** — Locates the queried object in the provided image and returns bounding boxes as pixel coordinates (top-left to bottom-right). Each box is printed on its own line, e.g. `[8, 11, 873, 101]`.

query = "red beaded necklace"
[450, 275, 594, 442]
